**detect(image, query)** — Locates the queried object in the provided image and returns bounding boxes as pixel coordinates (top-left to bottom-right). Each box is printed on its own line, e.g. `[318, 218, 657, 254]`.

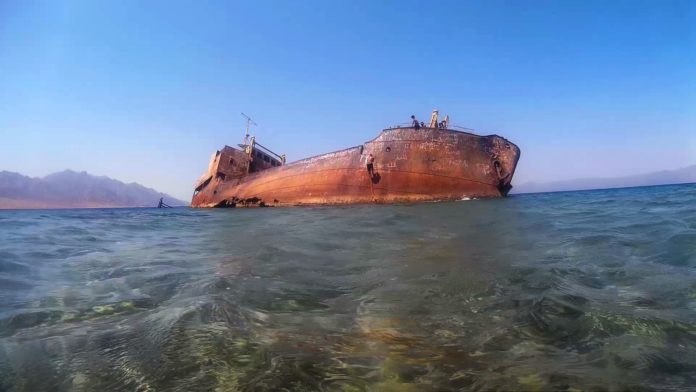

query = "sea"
[1, 184, 695, 391]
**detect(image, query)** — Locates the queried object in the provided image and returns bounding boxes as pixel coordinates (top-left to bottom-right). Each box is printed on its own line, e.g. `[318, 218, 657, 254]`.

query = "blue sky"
[0, 0, 694, 200]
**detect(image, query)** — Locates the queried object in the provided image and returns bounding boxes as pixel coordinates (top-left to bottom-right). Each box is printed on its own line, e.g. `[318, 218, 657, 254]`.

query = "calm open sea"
[1, 184, 696, 391]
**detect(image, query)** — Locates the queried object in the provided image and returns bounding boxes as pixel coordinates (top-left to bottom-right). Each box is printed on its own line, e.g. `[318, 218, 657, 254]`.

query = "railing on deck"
[254, 141, 284, 162]
[389, 122, 477, 133]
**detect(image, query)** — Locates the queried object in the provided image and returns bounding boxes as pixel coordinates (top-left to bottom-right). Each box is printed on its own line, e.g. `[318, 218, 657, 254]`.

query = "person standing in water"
[366, 153, 375, 177]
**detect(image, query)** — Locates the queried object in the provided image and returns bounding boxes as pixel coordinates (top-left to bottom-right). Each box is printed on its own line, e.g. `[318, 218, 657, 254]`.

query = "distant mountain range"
[0, 170, 188, 209]
[2, 164, 693, 208]
[513, 164, 696, 194]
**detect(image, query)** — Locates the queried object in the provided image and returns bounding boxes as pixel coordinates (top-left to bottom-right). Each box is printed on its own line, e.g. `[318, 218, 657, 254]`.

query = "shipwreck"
[191, 111, 521, 208]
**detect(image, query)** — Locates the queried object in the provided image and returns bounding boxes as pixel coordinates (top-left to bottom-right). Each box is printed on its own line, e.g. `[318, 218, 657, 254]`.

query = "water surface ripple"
[1, 184, 696, 391]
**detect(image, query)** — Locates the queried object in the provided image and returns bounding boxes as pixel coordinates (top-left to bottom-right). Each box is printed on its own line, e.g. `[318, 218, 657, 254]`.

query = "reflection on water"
[1, 184, 696, 391]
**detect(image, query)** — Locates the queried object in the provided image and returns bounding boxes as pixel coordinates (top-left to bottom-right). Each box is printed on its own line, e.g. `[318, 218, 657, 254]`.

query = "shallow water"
[1, 184, 696, 391]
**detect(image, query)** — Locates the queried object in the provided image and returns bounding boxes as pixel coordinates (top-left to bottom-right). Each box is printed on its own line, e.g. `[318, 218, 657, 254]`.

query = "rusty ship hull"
[191, 127, 520, 207]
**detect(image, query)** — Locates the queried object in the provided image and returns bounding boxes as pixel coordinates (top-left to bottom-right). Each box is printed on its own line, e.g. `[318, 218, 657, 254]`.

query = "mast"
[241, 112, 257, 145]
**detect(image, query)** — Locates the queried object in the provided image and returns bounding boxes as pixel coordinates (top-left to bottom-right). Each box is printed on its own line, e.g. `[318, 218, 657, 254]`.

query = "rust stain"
[191, 127, 521, 208]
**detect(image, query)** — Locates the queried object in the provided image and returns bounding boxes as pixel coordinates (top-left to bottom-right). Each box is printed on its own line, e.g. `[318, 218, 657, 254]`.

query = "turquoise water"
[1, 184, 696, 391]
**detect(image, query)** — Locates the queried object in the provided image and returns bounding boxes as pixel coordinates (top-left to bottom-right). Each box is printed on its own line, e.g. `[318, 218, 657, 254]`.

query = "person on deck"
[411, 115, 420, 129]
[366, 153, 375, 177]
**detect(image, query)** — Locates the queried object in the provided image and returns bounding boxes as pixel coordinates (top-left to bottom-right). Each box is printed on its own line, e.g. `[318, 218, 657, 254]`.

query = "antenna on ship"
[241, 112, 257, 146]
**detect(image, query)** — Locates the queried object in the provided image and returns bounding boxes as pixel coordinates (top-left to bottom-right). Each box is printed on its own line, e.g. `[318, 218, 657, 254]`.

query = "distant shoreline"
[0, 170, 187, 210]
[512, 181, 696, 196]
[3, 182, 695, 210]
[0, 204, 191, 211]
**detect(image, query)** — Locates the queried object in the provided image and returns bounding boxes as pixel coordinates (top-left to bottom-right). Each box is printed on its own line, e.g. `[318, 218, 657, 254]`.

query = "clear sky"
[1, 0, 694, 200]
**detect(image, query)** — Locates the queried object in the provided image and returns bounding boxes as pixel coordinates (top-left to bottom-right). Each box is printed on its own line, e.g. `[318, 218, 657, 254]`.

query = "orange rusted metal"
[191, 126, 520, 208]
